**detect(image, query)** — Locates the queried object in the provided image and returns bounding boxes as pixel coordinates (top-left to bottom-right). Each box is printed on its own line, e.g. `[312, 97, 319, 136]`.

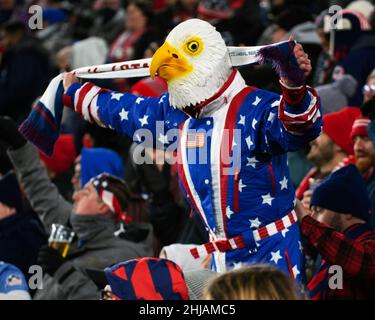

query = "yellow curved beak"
[149, 42, 192, 82]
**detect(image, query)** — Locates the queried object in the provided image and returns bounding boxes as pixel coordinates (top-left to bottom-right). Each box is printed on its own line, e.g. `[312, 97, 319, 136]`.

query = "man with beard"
[296, 107, 361, 210]
[350, 115, 375, 229]
[296, 164, 375, 300]
[359, 72, 375, 228]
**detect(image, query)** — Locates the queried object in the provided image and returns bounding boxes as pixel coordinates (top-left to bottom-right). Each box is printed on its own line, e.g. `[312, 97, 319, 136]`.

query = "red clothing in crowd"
[301, 215, 375, 299]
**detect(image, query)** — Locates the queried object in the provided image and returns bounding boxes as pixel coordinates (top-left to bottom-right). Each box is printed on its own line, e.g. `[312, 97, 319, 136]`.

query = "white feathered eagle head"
[150, 19, 232, 110]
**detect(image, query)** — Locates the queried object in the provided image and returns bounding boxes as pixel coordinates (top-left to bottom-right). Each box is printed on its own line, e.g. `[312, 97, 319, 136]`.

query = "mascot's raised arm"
[21, 19, 321, 279]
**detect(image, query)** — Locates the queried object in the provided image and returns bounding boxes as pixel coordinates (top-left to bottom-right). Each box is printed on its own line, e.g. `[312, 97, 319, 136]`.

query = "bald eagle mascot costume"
[25, 19, 322, 280]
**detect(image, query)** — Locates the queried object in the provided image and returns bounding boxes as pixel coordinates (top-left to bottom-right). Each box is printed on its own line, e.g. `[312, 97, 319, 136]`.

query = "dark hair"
[274, 5, 314, 32]
[127, 0, 153, 24]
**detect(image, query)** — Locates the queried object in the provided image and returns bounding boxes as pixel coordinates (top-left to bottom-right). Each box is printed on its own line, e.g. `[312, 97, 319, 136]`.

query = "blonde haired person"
[203, 265, 301, 300]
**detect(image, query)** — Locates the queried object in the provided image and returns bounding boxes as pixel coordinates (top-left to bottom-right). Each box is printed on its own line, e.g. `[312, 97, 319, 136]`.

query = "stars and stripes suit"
[64, 69, 322, 281]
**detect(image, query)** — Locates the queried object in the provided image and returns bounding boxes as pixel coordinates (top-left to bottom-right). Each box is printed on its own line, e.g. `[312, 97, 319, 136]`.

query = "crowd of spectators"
[1, 0, 375, 300]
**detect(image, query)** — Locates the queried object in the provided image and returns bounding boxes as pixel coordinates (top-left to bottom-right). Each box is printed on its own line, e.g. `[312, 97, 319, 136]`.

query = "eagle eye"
[186, 40, 199, 53]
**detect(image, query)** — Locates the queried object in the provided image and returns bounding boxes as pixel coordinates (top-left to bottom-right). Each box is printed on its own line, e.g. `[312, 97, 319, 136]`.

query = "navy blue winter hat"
[310, 165, 371, 222]
[0, 171, 23, 213]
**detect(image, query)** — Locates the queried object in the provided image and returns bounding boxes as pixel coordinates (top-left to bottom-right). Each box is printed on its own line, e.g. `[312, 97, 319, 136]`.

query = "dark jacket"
[0, 212, 47, 278]
[0, 36, 51, 123]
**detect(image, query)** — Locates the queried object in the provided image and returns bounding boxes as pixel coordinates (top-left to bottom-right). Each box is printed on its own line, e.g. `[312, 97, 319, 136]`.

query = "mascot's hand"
[280, 36, 312, 87]
[63, 72, 79, 92]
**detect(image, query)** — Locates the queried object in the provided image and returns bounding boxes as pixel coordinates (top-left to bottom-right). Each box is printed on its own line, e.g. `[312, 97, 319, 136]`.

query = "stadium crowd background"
[1, 0, 375, 300]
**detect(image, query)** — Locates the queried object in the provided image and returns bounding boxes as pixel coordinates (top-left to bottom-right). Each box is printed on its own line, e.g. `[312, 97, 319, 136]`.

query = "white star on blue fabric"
[238, 179, 246, 192]
[281, 228, 289, 238]
[245, 136, 253, 149]
[271, 98, 281, 108]
[119, 108, 128, 121]
[226, 206, 234, 219]
[279, 176, 288, 190]
[249, 217, 261, 229]
[246, 157, 258, 168]
[252, 118, 258, 129]
[158, 133, 169, 145]
[267, 112, 276, 123]
[238, 114, 245, 126]
[270, 250, 283, 264]
[111, 92, 123, 101]
[136, 97, 145, 104]
[292, 265, 300, 279]
[262, 193, 274, 206]
[158, 95, 166, 104]
[253, 96, 262, 106]
[139, 115, 149, 127]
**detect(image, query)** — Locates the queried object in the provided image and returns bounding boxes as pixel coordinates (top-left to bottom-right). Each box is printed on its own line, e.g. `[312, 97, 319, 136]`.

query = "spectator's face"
[72, 182, 108, 215]
[0, 202, 16, 220]
[126, 3, 147, 32]
[71, 155, 81, 192]
[354, 135, 375, 174]
[307, 133, 336, 167]
[311, 206, 345, 231]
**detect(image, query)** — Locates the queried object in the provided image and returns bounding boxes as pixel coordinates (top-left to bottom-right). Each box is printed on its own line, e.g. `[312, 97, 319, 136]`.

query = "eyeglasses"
[363, 84, 375, 94]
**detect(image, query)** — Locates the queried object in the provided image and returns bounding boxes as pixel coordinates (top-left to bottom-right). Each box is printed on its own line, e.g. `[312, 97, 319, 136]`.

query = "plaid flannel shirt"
[301, 215, 375, 299]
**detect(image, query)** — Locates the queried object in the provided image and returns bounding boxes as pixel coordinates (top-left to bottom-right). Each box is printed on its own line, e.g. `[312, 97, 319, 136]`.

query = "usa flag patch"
[187, 132, 205, 148]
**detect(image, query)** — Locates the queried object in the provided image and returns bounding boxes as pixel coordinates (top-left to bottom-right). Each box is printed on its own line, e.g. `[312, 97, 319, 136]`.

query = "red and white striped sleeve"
[63, 82, 109, 128]
[278, 80, 321, 135]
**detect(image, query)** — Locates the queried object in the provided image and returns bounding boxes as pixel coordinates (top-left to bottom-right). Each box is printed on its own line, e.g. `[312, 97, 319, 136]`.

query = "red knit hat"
[323, 107, 361, 155]
[39, 134, 77, 175]
[350, 116, 371, 140]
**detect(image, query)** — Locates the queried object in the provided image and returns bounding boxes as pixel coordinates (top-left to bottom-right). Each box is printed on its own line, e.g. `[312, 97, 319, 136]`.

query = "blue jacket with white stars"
[64, 69, 322, 280]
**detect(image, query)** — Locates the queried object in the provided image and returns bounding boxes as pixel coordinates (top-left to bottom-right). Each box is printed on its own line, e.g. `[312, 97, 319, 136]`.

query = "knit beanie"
[350, 116, 371, 140]
[104, 258, 189, 300]
[310, 164, 371, 222]
[346, 0, 375, 20]
[80, 147, 124, 188]
[316, 75, 357, 114]
[0, 262, 30, 300]
[322, 107, 362, 155]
